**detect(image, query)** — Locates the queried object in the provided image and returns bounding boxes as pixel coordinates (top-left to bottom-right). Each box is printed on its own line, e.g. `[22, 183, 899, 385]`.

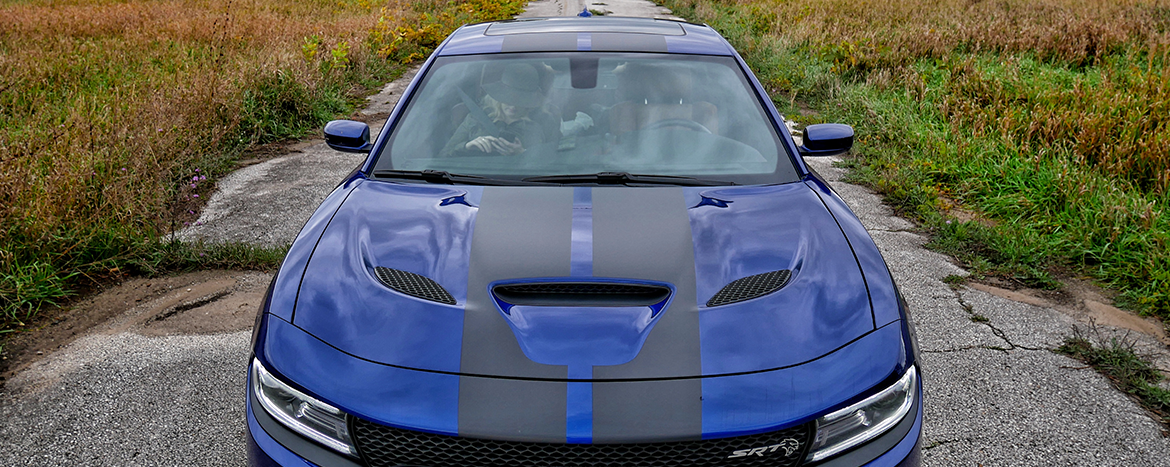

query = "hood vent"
[493, 282, 671, 307]
[707, 270, 792, 307]
[374, 267, 456, 305]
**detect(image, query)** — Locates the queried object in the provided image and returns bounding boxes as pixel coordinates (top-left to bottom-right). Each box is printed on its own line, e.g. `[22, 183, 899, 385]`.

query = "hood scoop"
[488, 279, 675, 368]
[492, 282, 672, 308]
[706, 269, 792, 307]
[374, 267, 457, 305]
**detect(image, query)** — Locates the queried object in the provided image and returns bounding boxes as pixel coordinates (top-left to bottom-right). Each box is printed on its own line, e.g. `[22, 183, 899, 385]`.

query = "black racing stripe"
[591, 33, 668, 52]
[501, 33, 578, 52]
[589, 187, 702, 442]
[459, 187, 572, 441]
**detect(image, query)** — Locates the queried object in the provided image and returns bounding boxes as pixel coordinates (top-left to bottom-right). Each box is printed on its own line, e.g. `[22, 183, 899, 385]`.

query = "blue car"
[247, 16, 922, 467]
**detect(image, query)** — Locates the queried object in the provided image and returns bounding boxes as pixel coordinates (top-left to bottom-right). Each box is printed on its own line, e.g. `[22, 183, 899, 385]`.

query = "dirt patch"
[969, 277, 1169, 345]
[1, 270, 271, 383]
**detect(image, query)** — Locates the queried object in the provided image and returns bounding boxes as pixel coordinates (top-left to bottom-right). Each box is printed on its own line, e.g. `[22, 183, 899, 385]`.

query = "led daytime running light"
[251, 359, 358, 457]
[807, 366, 917, 462]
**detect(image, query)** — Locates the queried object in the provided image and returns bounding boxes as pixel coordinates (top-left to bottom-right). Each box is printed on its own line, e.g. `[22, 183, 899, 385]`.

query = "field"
[4, 0, 1169, 334]
[0, 0, 523, 334]
[660, 0, 1170, 317]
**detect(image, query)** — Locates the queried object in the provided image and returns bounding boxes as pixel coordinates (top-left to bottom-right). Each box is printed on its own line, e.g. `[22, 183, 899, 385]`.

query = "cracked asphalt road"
[3, 1, 1169, 465]
[808, 157, 1170, 465]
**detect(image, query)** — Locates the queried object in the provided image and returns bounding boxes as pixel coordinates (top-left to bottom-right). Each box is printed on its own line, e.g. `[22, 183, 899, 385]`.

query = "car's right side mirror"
[798, 123, 854, 157]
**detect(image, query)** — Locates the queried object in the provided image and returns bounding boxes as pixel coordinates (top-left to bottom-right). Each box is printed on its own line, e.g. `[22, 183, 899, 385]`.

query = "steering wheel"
[642, 118, 712, 134]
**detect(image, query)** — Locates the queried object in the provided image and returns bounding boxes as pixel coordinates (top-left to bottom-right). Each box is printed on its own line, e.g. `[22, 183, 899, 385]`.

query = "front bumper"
[245, 370, 923, 467]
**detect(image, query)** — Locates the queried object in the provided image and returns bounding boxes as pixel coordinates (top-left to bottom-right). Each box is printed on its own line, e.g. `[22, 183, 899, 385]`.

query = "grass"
[1058, 328, 1170, 428]
[0, 0, 524, 335]
[660, 0, 1170, 318]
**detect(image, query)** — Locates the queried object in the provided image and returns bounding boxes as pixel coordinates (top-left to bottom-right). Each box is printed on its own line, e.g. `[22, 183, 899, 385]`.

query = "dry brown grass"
[686, 0, 1170, 191]
[734, 0, 1169, 69]
[0, 0, 530, 326]
[0, 0, 409, 236]
[667, 0, 1170, 313]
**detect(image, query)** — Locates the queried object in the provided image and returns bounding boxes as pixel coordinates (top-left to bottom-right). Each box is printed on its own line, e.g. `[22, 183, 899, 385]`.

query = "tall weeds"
[664, 0, 1170, 316]
[0, 0, 524, 331]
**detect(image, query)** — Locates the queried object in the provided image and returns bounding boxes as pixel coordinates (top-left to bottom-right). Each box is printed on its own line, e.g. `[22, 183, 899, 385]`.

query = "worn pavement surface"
[3, 1, 1169, 466]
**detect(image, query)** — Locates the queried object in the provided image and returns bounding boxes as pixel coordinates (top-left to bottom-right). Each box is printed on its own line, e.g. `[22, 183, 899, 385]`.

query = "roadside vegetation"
[0, 0, 523, 336]
[660, 0, 1170, 318]
[1058, 328, 1170, 428]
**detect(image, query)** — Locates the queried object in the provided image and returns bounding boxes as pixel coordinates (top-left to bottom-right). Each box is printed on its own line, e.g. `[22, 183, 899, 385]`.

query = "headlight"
[806, 365, 917, 462]
[251, 358, 358, 457]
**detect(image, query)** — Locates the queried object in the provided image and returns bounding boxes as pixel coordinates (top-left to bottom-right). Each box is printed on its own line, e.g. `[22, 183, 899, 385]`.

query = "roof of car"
[437, 17, 735, 56]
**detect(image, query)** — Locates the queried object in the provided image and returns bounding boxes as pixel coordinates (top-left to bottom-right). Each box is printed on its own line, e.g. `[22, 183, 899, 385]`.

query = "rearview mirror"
[798, 123, 854, 157]
[324, 120, 373, 153]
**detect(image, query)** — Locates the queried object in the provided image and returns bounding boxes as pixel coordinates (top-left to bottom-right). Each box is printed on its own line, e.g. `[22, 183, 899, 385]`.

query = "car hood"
[292, 180, 875, 380]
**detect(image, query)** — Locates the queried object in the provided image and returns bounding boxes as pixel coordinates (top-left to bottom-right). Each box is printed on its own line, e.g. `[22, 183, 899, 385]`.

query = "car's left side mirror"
[798, 123, 854, 157]
[324, 120, 373, 153]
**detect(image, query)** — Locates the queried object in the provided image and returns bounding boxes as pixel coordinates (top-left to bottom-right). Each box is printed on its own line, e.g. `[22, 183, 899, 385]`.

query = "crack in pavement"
[952, 286, 1047, 352]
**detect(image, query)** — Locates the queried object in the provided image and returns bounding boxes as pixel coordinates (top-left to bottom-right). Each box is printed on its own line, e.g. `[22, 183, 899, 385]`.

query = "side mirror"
[324, 120, 373, 153]
[798, 123, 854, 157]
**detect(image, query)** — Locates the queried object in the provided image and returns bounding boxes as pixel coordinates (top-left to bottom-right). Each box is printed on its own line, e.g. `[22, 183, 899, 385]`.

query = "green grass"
[1058, 329, 1170, 427]
[0, 226, 288, 332]
[661, 0, 1170, 319]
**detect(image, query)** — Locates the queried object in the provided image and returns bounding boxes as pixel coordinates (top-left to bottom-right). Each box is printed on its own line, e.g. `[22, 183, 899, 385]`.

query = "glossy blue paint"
[323, 120, 373, 153]
[439, 194, 472, 207]
[498, 305, 660, 367]
[293, 182, 481, 372]
[700, 322, 904, 438]
[570, 187, 593, 277]
[806, 178, 903, 328]
[489, 277, 674, 368]
[799, 123, 854, 157]
[268, 179, 363, 322]
[692, 195, 732, 209]
[261, 315, 462, 436]
[686, 184, 874, 375]
[566, 366, 593, 444]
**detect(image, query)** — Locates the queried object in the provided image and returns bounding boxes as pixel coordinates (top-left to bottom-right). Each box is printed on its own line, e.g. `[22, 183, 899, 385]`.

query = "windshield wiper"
[522, 172, 735, 186]
[373, 170, 548, 186]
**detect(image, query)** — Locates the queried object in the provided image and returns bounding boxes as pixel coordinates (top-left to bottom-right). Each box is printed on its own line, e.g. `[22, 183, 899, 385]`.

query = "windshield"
[373, 53, 799, 185]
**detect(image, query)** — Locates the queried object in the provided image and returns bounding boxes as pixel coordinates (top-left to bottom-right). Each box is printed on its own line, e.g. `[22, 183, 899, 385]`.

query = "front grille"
[351, 418, 813, 467]
[493, 282, 671, 307]
[374, 267, 456, 305]
[706, 270, 792, 307]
